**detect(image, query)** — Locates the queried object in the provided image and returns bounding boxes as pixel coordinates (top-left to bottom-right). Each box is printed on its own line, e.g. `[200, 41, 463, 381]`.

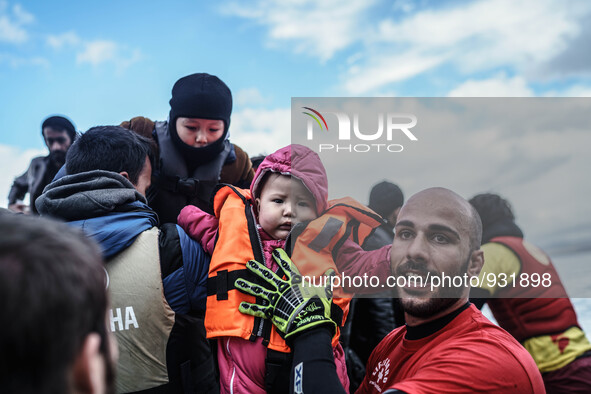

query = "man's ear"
[387, 207, 401, 226]
[72, 333, 104, 394]
[468, 249, 484, 278]
[119, 171, 130, 181]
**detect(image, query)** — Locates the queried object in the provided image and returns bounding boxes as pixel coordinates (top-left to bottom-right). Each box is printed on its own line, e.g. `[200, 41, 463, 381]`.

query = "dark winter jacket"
[121, 116, 254, 223]
[36, 170, 218, 393]
[8, 155, 60, 214]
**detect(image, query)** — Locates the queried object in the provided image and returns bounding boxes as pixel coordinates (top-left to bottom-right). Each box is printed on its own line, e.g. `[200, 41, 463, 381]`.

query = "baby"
[178, 144, 391, 393]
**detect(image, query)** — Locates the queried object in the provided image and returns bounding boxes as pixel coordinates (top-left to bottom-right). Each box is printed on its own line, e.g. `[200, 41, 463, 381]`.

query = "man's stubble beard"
[399, 255, 471, 319]
[49, 150, 67, 167]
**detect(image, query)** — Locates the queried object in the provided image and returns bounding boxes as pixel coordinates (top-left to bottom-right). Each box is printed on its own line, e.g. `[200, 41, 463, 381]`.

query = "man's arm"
[290, 327, 347, 394]
[177, 204, 219, 254]
[159, 224, 210, 313]
[8, 169, 30, 213]
[335, 240, 392, 294]
[236, 249, 346, 393]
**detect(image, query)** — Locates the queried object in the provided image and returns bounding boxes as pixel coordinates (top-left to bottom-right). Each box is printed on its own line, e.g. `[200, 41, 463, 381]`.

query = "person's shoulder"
[120, 116, 157, 140]
[159, 222, 198, 247]
[372, 325, 407, 354]
[452, 306, 537, 362]
[231, 143, 248, 157]
[158, 223, 208, 276]
[479, 242, 521, 283]
[481, 242, 517, 259]
[423, 307, 543, 388]
[229, 143, 252, 166]
[30, 155, 49, 164]
[221, 143, 254, 185]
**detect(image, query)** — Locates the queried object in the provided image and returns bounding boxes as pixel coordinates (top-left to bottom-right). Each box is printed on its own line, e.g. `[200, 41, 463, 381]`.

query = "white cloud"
[344, 0, 588, 94]
[0, 1, 34, 44]
[230, 107, 291, 156]
[76, 40, 141, 72]
[114, 48, 142, 74]
[447, 74, 534, 97]
[0, 3, 140, 72]
[0, 144, 45, 209]
[235, 88, 267, 107]
[370, 0, 583, 72]
[12, 3, 33, 24]
[46, 31, 80, 50]
[223, 0, 376, 61]
[225, 0, 590, 94]
[343, 51, 446, 94]
[76, 40, 118, 65]
[0, 52, 49, 68]
[542, 85, 591, 97]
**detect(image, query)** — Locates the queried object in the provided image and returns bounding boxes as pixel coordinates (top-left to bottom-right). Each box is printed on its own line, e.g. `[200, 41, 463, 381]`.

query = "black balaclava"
[168, 73, 232, 169]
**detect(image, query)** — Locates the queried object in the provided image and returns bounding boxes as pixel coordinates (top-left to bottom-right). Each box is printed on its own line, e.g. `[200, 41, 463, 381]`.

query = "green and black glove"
[235, 248, 337, 341]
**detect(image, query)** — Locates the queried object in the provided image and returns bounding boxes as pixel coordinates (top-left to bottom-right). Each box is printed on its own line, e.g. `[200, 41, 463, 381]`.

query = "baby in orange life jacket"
[177, 144, 392, 394]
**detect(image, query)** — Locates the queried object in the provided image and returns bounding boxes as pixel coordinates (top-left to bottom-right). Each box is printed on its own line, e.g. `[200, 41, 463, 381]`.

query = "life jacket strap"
[206, 269, 259, 300]
[154, 173, 217, 201]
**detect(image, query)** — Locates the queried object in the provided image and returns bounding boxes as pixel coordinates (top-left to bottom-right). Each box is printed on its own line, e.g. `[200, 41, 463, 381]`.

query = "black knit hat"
[368, 181, 404, 218]
[41, 115, 77, 142]
[168, 73, 232, 131]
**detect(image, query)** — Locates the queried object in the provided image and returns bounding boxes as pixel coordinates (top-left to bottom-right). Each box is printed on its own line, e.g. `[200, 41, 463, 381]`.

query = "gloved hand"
[235, 248, 337, 341]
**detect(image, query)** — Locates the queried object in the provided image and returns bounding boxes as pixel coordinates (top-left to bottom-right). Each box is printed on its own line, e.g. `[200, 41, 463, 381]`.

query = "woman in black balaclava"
[121, 73, 254, 224]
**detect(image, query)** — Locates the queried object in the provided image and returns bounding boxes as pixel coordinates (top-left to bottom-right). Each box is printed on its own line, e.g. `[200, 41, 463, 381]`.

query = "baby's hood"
[250, 144, 328, 215]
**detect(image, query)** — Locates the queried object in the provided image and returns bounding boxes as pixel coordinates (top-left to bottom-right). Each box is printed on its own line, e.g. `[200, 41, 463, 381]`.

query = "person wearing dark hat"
[121, 72, 254, 223]
[364, 180, 404, 249]
[7, 115, 77, 214]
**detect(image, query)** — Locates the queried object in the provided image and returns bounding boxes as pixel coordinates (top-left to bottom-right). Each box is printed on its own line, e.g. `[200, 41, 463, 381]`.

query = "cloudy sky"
[1, 0, 590, 246]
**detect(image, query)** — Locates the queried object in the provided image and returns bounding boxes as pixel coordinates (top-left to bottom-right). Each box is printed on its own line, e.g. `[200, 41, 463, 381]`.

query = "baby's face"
[256, 174, 317, 239]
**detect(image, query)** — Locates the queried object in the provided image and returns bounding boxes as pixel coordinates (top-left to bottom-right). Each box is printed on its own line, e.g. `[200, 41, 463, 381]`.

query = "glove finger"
[239, 302, 270, 319]
[235, 278, 272, 303]
[323, 268, 336, 298]
[246, 259, 287, 291]
[272, 248, 302, 283]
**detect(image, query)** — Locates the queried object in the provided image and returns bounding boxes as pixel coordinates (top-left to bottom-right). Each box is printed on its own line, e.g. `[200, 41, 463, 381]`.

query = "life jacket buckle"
[176, 177, 199, 196]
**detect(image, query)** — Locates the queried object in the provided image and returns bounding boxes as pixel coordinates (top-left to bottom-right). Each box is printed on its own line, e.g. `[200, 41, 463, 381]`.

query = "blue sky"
[3, 0, 591, 330]
[2, 0, 591, 211]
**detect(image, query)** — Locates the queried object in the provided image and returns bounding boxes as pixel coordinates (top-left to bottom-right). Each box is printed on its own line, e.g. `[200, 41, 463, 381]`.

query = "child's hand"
[235, 248, 336, 342]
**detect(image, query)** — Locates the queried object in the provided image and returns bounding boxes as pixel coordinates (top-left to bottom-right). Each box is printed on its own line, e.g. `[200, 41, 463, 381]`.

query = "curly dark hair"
[468, 193, 514, 230]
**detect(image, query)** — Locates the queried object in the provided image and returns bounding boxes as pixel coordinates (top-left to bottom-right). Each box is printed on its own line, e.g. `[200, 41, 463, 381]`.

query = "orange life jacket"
[205, 185, 382, 352]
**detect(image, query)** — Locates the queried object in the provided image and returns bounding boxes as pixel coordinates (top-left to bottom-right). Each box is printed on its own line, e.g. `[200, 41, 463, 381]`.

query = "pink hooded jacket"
[178, 144, 328, 271]
[178, 144, 391, 393]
